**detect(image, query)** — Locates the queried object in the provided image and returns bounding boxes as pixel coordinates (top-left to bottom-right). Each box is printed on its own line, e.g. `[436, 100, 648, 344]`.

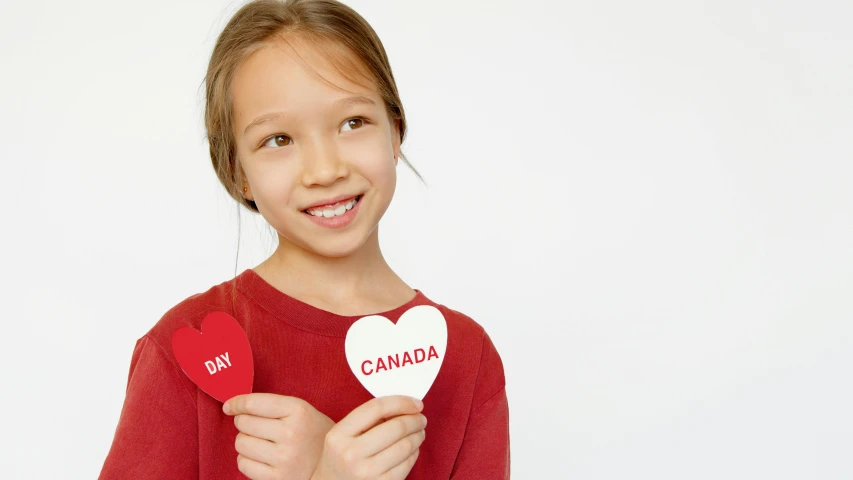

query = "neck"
[258, 226, 406, 305]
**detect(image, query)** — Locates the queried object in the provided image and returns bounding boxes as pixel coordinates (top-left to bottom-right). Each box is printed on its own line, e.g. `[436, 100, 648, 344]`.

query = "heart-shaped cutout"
[171, 311, 254, 403]
[345, 305, 447, 400]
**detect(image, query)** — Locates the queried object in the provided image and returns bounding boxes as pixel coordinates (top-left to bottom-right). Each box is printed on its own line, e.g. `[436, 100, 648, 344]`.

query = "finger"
[225, 393, 309, 418]
[378, 446, 420, 480]
[358, 413, 426, 457]
[236, 452, 276, 480]
[233, 414, 286, 443]
[336, 396, 423, 437]
[234, 432, 277, 466]
[370, 429, 425, 473]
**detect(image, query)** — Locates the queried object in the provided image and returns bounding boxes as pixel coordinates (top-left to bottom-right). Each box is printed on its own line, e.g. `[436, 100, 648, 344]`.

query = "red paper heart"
[171, 311, 254, 403]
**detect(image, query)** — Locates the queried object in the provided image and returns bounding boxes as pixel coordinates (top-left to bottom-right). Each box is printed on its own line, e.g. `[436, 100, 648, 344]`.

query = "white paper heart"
[345, 305, 447, 400]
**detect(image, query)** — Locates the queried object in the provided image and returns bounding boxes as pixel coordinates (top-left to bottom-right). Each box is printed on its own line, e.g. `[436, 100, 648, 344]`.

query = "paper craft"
[171, 311, 254, 403]
[345, 305, 447, 400]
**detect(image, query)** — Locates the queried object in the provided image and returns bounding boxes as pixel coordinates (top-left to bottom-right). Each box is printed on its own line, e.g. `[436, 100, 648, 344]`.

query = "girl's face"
[231, 38, 401, 258]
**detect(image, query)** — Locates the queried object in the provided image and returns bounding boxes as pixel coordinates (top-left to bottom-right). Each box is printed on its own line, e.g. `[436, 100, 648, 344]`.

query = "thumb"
[222, 392, 305, 418]
[222, 394, 247, 415]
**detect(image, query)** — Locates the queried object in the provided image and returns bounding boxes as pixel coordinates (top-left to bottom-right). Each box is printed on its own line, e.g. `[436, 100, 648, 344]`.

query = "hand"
[311, 395, 427, 480]
[223, 393, 335, 480]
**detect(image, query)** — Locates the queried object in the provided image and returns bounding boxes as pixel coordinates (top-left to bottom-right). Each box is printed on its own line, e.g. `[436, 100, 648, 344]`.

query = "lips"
[303, 194, 361, 216]
[303, 193, 362, 211]
[302, 193, 363, 228]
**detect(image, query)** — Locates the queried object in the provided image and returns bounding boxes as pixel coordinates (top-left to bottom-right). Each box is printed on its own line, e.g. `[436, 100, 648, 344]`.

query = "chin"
[294, 228, 372, 258]
[308, 239, 367, 258]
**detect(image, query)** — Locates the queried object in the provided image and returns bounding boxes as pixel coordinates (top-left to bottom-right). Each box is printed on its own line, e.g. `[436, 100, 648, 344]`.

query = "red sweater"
[98, 269, 510, 479]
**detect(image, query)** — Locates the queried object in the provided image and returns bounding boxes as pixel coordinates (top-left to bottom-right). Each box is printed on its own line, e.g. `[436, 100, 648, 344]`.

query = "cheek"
[251, 161, 301, 206]
[352, 144, 397, 189]
[366, 160, 397, 189]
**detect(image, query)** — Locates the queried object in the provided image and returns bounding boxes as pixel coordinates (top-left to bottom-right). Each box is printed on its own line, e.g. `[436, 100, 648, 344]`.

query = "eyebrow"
[242, 95, 377, 136]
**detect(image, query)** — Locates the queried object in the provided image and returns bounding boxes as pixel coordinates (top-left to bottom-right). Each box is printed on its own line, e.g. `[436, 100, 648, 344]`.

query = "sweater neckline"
[234, 267, 428, 337]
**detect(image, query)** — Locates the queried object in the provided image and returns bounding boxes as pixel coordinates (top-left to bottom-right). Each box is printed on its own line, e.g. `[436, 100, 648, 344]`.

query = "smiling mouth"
[302, 194, 362, 218]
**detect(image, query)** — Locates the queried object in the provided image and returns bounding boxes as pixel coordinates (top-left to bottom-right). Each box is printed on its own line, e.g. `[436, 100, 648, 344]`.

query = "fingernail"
[413, 397, 423, 409]
[222, 401, 230, 414]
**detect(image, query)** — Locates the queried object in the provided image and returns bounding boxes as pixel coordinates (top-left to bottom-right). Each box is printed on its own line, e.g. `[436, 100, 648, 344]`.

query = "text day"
[205, 352, 232, 375]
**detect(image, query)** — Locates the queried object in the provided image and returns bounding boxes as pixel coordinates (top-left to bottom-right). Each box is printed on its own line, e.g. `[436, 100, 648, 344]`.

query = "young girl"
[98, 0, 509, 478]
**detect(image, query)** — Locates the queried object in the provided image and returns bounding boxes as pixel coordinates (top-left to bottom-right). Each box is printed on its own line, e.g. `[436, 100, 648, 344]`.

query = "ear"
[392, 119, 402, 165]
[237, 161, 253, 201]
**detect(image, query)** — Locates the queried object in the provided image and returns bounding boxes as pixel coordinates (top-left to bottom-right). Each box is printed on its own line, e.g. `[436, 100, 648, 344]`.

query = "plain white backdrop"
[1, 0, 851, 478]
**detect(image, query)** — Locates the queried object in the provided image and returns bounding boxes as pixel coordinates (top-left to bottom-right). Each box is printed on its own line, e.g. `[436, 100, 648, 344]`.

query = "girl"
[98, 0, 509, 478]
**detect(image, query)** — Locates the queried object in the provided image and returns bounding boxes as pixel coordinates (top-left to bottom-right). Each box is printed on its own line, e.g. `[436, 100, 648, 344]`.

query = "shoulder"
[419, 294, 505, 378]
[141, 274, 241, 358]
[434, 302, 487, 343]
[420, 294, 499, 352]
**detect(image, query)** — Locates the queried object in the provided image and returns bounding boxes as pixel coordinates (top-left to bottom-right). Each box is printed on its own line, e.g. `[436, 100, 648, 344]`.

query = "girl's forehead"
[231, 39, 379, 121]
[231, 38, 383, 140]
[241, 37, 373, 94]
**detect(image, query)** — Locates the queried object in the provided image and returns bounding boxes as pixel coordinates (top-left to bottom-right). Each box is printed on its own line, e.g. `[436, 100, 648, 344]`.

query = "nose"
[300, 139, 349, 187]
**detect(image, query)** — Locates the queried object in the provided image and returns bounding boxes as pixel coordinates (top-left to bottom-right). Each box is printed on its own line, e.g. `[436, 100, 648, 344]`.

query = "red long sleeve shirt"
[98, 268, 510, 479]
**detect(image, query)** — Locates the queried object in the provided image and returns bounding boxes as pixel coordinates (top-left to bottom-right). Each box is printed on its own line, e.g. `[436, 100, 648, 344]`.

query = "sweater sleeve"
[449, 331, 511, 479]
[98, 335, 199, 479]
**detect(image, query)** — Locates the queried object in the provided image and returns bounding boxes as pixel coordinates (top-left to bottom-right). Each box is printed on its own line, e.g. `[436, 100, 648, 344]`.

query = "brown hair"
[200, 0, 422, 310]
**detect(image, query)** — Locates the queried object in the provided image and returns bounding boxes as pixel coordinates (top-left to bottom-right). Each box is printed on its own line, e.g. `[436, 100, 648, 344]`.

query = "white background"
[1, 0, 851, 478]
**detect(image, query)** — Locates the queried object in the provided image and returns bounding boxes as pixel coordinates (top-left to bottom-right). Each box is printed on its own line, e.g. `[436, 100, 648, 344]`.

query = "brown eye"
[341, 117, 366, 132]
[262, 135, 292, 149]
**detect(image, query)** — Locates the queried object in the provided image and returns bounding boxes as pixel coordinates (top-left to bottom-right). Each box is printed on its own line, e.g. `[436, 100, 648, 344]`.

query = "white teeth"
[307, 195, 359, 217]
